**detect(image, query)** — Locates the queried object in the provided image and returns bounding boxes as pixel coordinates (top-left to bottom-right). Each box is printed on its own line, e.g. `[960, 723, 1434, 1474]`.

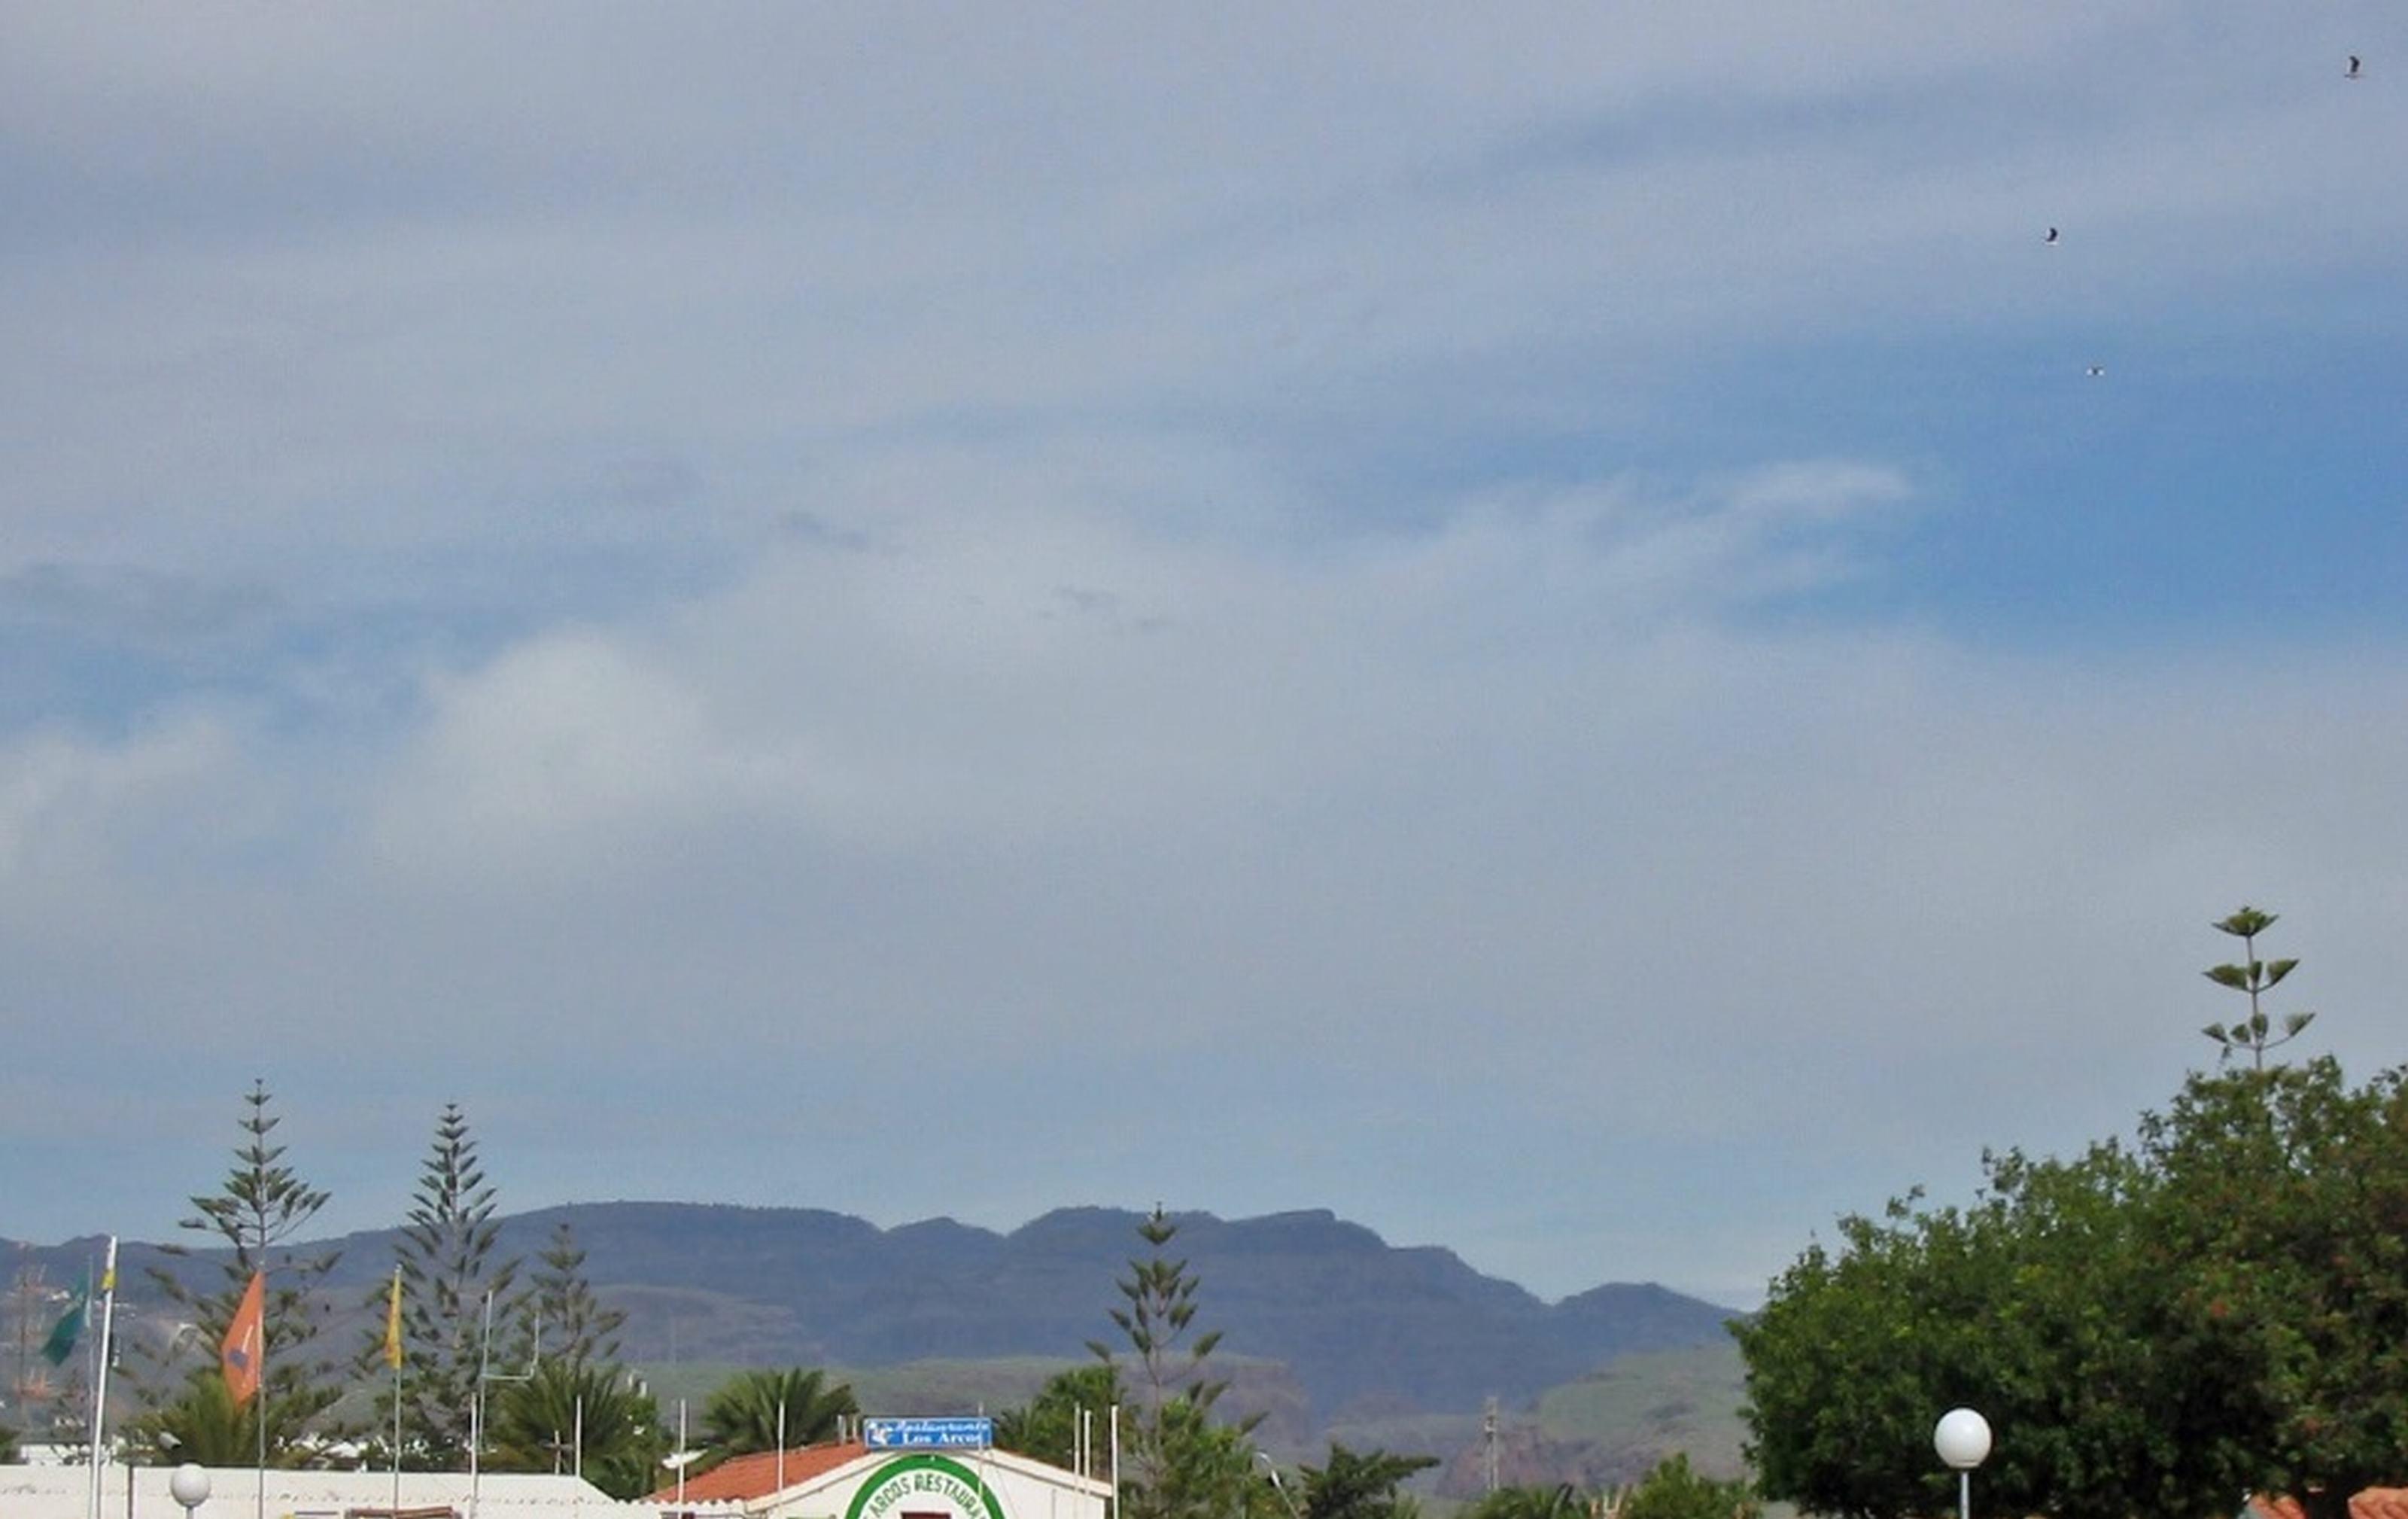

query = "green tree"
[2141, 1058, 2408, 1519]
[132, 1079, 343, 1466]
[697, 1365, 858, 1469]
[516, 1222, 625, 1372]
[996, 1362, 1123, 1472]
[375, 1101, 524, 1469]
[485, 1358, 668, 1499]
[2200, 907, 2315, 1068]
[1741, 909, 2408, 1519]
[1460, 1486, 1592, 1519]
[0, 1420, 19, 1463]
[1087, 1207, 1263, 1519]
[1619, 1454, 1756, 1519]
[1298, 1444, 1440, 1519]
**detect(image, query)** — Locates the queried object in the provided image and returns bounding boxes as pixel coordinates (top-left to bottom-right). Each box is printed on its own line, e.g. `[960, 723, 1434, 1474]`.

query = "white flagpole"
[1109, 1404, 1120, 1519]
[777, 1397, 787, 1495]
[86, 1236, 117, 1519]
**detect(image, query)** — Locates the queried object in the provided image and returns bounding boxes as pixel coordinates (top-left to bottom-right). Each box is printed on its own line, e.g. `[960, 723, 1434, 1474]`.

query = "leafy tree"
[485, 1358, 667, 1499]
[375, 1101, 523, 1469]
[1742, 909, 2408, 1519]
[1088, 1207, 1263, 1519]
[697, 1365, 858, 1468]
[132, 1079, 342, 1465]
[996, 1362, 1123, 1472]
[1298, 1444, 1440, 1519]
[517, 1222, 625, 1372]
[1619, 1454, 1756, 1519]
[2200, 907, 2315, 1067]
[2141, 1058, 2408, 1519]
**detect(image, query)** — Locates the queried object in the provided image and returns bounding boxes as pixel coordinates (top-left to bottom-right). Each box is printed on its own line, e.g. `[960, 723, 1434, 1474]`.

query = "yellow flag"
[382, 1267, 404, 1370]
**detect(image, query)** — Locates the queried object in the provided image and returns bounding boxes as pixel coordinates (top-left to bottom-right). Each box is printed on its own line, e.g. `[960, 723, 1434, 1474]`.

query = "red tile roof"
[2251, 1490, 2408, 1519]
[649, 1441, 869, 1503]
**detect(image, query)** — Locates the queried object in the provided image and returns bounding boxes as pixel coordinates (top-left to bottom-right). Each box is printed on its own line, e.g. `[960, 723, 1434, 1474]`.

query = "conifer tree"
[135, 1079, 343, 1464]
[517, 1222, 625, 1372]
[379, 1101, 522, 1469]
[1088, 1207, 1263, 1519]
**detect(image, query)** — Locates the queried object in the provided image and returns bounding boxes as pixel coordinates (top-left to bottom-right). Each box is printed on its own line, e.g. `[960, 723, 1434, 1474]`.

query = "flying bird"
[2347, 55, 2363, 78]
[2085, 364, 2106, 377]
[2045, 227, 2060, 244]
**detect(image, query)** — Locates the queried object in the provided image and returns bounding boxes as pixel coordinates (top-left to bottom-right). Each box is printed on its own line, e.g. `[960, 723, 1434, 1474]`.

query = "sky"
[4, 3, 2406, 1312]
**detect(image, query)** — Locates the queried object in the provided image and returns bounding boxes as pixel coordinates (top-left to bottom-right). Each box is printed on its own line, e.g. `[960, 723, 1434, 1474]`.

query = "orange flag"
[221, 1270, 266, 1407]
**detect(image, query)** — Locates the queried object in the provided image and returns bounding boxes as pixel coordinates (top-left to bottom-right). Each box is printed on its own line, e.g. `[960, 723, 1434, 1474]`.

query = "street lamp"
[1933, 1408, 1992, 1519]
[169, 1462, 211, 1515]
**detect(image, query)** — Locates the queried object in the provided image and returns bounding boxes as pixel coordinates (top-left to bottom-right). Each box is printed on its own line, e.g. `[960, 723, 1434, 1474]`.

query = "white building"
[0, 1462, 647, 1518]
[646, 1439, 1111, 1519]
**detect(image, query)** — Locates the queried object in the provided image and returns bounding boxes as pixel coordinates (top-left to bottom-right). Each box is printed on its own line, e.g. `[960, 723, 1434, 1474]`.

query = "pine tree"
[379, 1101, 522, 1469]
[1087, 1207, 1262, 1519]
[518, 1222, 625, 1373]
[133, 1079, 343, 1464]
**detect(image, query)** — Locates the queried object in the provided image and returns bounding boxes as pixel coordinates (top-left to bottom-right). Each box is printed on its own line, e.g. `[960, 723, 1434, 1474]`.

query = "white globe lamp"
[1933, 1408, 1991, 1519]
[169, 1463, 211, 1514]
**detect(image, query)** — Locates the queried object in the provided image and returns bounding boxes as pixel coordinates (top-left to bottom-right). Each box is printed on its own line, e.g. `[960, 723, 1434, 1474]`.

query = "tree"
[1298, 1444, 1440, 1519]
[696, 1365, 859, 1468]
[1619, 1454, 1756, 1519]
[132, 1079, 343, 1465]
[516, 1222, 625, 1372]
[1741, 909, 2408, 1519]
[2140, 1058, 2408, 1519]
[1459, 1485, 1592, 1519]
[378, 1101, 523, 1469]
[996, 1362, 1123, 1472]
[2200, 907, 2315, 1067]
[1088, 1207, 1263, 1519]
[485, 1359, 667, 1499]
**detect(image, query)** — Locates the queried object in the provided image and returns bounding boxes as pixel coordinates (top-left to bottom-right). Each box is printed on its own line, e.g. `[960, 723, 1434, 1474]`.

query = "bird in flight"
[2347, 55, 2363, 78]
[2045, 227, 2060, 244]
[2085, 364, 2106, 377]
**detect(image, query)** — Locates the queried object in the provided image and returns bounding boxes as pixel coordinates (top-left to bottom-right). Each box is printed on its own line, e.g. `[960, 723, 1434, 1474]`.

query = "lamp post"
[1933, 1408, 1992, 1519]
[169, 1463, 211, 1517]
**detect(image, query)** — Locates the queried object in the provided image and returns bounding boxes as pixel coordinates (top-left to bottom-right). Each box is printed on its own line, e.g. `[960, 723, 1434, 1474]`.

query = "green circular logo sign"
[844, 1455, 1009, 1519]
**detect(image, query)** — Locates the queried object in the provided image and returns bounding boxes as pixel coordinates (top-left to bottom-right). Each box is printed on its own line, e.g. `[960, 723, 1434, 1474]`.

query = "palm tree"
[698, 1366, 859, 1468]
[1462, 1486, 1595, 1519]
[485, 1359, 667, 1500]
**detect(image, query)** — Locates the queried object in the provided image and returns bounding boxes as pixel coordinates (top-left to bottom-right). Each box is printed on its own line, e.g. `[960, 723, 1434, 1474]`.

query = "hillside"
[8, 1202, 1747, 1475]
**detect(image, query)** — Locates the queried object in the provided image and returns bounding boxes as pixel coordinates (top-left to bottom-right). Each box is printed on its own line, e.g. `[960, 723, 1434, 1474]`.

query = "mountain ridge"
[6, 1201, 1744, 1432]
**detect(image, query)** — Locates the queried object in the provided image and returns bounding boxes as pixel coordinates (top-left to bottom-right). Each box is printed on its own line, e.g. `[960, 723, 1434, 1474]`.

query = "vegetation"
[1738, 909, 2408, 1519]
[518, 1222, 626, 1371]
[2200, 906, 2316, 1067]
[1619, 1453, 1756, 1519]
[376, 1101, 523, 1468]
[485, 1358, 667, 1499]
[131, 1079, 343, 1466]
[1297, 1443, 1440, 1519]
[1089, 1207, 1274, 1519]
[1460, 1485, 1592, 1519]
[696, 1365, 859, 1468]
[995, 1361, 1123, 1472]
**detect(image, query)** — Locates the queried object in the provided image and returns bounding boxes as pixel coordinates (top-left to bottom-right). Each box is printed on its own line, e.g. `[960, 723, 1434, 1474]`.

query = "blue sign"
[863, 1416, 995, 1451]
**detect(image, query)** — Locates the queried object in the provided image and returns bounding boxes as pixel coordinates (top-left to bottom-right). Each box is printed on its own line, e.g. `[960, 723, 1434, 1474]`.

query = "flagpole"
[255, 1268, 268, 1519]
[86, 1237, 117, 1519]
[387, 1265, 405, 1519]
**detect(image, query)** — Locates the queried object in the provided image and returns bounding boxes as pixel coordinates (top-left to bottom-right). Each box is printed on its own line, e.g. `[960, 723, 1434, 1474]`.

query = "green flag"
[41, 1276, 90, 1368]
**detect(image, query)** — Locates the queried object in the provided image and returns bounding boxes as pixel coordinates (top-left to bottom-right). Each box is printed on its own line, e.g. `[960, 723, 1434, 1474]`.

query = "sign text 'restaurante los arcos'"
[846, 1455, 1010, 1519]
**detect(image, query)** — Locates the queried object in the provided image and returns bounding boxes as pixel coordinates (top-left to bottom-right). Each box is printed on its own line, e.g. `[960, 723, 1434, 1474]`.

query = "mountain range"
[8, 1203, 1745, 1468]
